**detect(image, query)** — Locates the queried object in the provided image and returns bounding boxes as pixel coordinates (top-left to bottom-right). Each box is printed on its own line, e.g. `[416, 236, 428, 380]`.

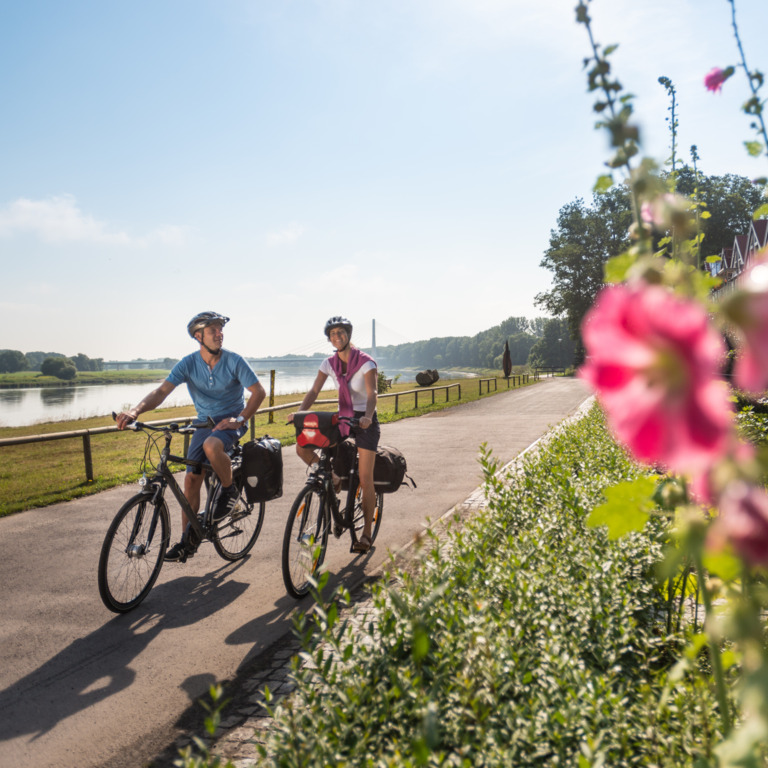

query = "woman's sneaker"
[214, 485, 240, 521]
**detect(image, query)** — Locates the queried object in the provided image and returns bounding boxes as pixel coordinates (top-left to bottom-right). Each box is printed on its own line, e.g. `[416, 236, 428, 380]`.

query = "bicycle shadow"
[224, 544, 377, 652]
[0, 560, 250, 742]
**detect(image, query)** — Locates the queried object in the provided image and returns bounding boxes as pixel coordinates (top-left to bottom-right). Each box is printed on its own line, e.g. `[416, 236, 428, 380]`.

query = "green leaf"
[702, 546, 741, 582]
[587, 476, 658, 539]
[593, 174, 614, 193]
[744, 140, 763, 157]
[604, 251, 636, 283]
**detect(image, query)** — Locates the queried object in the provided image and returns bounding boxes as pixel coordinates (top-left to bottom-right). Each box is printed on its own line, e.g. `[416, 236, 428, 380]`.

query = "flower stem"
[693, 550, 732, 736]
[728, 0, 768, 157]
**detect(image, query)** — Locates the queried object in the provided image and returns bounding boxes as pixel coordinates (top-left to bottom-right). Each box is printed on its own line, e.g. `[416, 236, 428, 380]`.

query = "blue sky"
[2, 0, 766, 362]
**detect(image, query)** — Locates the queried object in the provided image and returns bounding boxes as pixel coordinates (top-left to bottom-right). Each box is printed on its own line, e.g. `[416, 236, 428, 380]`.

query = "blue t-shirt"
[167, 349, 259, 421]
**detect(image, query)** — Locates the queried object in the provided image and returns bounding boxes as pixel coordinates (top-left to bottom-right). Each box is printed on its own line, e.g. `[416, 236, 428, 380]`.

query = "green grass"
[0, 373, 540, 517]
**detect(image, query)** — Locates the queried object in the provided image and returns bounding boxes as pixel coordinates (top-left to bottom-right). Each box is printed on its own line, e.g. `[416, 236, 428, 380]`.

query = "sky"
[2, 0, 767, 362]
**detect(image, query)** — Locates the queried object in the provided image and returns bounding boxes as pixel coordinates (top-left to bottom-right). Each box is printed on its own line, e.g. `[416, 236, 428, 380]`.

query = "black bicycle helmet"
[187, 311, 230, 339]
[324, 316, 353, 338]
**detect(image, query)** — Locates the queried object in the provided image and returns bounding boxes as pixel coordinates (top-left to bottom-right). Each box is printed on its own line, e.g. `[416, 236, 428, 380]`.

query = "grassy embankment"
[0, 369, 171, 387]
[0, 368, 536, 517]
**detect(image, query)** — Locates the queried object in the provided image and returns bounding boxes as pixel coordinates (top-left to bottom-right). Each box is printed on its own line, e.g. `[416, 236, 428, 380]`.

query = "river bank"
[0, 370, 170, 389]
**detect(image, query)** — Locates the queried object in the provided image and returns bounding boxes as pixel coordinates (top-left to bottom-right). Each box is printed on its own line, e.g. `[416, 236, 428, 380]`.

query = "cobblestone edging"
[155, 398, 596, 767]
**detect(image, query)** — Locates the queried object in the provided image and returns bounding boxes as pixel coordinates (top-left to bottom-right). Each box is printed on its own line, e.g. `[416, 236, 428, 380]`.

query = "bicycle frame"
[134, 423, 216, 545]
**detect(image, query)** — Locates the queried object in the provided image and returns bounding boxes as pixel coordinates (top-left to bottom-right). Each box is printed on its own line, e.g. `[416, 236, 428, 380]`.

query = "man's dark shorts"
[350, 411, 380, 452]
[186, 415, 247, 474]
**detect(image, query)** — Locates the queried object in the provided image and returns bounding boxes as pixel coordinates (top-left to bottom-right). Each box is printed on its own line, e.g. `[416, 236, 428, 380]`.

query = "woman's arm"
[360, 368, 378, 428]
[299, 371, 328, 412]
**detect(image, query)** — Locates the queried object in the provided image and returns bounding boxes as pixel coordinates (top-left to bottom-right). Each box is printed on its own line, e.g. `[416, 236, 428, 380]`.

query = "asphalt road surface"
[0, 377, 591, 768]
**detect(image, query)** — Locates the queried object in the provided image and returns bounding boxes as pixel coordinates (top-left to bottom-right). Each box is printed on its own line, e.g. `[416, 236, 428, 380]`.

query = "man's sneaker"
[164, 541, 188, 562]
[214, 485, 239, 521]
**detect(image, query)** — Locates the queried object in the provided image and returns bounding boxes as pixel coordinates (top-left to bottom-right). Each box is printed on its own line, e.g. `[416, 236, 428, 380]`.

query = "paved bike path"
[0, 377, 591, 768]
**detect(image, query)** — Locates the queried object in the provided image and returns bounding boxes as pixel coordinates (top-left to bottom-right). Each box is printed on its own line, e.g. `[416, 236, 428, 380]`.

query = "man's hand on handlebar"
[114, 411, 137, 430]
[214, 416, 244, 431]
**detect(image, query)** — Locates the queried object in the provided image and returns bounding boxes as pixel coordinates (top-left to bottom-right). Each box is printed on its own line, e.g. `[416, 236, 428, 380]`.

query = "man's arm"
[116, 380, 176, 429]
[242, 381, 266, 421]
[213, 381, 266, 431]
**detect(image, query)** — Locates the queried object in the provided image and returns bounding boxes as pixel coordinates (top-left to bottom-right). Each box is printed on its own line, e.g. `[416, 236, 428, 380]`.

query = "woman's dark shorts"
[350, 411, 380, 452]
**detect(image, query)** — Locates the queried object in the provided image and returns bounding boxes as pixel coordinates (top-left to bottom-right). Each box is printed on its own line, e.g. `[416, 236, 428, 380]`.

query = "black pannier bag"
[241, 435, 283, 503]
[373, 444, 414, 494]
[333, 440, 416, 494]
[293, 411, 341, 449]
[332, 439, 357, 490]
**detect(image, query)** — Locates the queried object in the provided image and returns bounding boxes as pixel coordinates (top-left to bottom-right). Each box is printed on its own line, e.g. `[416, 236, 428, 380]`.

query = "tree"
[673, 169, 765, 259]
[25, 351, 65, 371]
[0, 349, 29, 373]
[70, 353, 103, 372]
[535, 186, 632, 365]
[41, 356, 77, 380]
[527, 318, 575, 369]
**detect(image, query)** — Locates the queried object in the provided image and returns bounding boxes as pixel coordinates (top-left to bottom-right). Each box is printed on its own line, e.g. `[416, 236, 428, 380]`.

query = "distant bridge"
[104, 354, 388, 371]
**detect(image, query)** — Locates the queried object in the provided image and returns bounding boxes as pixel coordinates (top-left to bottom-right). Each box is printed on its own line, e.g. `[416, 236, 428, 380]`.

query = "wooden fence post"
[82, 433, 93, 482]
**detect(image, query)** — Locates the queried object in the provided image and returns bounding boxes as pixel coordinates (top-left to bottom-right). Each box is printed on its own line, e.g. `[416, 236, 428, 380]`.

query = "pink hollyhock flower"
[725, 251, 768, 395]
[640, 193, 692, 234]
[580, 283, 733, 475]
[708, 481, 768, 566]
[704, 66, 733, 93]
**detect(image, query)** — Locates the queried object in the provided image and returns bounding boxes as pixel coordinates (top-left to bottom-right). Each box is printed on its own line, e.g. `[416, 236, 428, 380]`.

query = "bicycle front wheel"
[282, 484, 329, 598]
[210, 473, 265, 561]
[98, 494, 170, 613]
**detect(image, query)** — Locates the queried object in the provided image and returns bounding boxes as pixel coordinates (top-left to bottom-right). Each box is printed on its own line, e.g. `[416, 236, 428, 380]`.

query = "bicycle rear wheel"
[210, 471, 265, 561]
[98, 494, 169, 613]
[282, 484, 329, 598]
[349, 480, 384, 546]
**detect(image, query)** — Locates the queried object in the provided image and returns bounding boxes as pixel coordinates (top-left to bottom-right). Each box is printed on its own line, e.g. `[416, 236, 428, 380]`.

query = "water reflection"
[40, 387, 77, 406]
[1, 390, 23, 405]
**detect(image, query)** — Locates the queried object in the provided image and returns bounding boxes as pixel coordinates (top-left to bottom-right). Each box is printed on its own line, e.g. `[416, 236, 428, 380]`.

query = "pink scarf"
[328, 347, 375, 436]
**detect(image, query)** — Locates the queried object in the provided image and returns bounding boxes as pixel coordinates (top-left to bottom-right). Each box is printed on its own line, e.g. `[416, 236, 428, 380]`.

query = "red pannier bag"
[293, 411, 341, 449]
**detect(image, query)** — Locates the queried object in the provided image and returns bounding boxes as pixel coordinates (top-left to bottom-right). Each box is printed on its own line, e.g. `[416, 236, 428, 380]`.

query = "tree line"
[535, 171, 764, 365]
[0, 350, 104, 379]
[374, 316, 574, 371]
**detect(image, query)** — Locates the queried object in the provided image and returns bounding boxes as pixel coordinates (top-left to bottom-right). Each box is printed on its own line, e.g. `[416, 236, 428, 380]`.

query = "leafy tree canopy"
[0, 349, 29, 373]
[376, 316, 544, 370]
[40, 356, 78, 380]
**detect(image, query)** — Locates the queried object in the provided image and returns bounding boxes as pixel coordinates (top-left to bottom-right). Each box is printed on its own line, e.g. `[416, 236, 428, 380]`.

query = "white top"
[319, 358, 376, 411]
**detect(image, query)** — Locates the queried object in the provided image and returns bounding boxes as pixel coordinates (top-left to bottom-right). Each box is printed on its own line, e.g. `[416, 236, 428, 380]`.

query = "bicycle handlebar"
[112, 412, 216, 432]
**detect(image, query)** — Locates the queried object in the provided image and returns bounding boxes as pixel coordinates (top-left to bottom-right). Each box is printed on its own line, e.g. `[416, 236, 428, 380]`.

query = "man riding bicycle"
[116, 311, 266, 561]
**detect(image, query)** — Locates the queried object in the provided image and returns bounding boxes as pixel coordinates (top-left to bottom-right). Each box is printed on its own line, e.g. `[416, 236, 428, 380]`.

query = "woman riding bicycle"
[292, 316, 379, 553]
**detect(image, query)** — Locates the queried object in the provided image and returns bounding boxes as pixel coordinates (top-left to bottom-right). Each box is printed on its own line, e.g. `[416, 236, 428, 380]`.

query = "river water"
[0, 370, 431, 428]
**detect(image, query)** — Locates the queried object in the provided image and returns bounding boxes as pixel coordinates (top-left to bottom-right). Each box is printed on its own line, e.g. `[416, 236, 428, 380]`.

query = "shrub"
[259, 405, 723, 767]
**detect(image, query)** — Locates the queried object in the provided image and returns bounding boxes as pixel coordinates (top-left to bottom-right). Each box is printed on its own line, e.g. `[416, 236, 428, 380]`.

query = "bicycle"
[98, 416, 265, 613]
[282, 414, 383, 599]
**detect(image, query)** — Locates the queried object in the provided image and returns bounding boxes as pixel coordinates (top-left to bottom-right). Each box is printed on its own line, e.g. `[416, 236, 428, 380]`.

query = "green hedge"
[255, 405, 723, 767]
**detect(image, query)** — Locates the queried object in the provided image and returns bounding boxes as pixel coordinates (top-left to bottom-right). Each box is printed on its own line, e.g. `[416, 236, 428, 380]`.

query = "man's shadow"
[0, 560, 250, 742]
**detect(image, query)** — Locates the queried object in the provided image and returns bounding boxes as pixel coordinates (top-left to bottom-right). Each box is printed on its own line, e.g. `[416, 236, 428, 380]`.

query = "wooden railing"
[380, 383, 461, 414]
[0, 375, 535, 484]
